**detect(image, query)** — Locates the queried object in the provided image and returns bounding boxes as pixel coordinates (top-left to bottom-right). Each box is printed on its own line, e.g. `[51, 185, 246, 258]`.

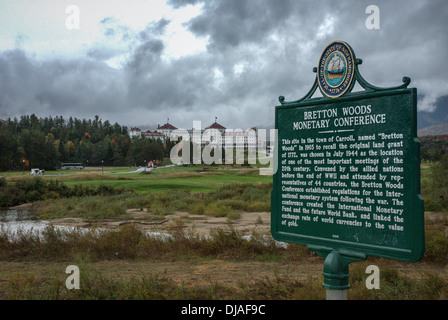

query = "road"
[40, 163, 182, 177]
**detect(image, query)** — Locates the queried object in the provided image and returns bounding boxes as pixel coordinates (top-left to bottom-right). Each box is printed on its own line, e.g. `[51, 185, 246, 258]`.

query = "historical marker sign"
[271, 41, 424, 263]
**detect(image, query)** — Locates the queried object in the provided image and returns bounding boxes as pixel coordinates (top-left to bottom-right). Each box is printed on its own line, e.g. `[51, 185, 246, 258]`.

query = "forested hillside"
[420, 134, 448, 161]
[0, 114, 171, 171]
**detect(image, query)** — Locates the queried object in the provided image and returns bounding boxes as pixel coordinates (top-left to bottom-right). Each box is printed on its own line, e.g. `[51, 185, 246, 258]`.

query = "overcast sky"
[0, 0, 447, 130]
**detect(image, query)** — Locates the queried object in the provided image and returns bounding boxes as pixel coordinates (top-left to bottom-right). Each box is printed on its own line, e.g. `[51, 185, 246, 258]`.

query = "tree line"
[420, 134, 448, 162]
[0, 114, 174, 171]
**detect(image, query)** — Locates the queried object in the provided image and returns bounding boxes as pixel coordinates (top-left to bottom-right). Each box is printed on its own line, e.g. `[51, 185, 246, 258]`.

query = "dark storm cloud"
[0, 16, 174, 126]
[186, 0, 292, 50]
[167, 0, 203, 9]
[1, 0, 447, 130]
[0, 49, 126, 122]
[178, 0, 447, 114]
[139, 18, 170, 41]
[99, 16, 133, 41]
[126, 52, 215, 111]
[178, 0, 339, 52]
[126, 39, 165, 73]
[135, 0, 341, 127]
[87, 46, 123, 60]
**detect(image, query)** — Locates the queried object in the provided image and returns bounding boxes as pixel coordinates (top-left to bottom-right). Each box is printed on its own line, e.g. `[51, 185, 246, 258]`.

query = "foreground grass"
[3, 262, 447, 300]
[0, 223, 304, 262]
[0, 224, 447, 300]
[1, 220, 446, 264]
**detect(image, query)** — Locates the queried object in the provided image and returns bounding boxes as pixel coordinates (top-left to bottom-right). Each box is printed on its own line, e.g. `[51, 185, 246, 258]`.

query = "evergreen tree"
[0, 114, 175, 171]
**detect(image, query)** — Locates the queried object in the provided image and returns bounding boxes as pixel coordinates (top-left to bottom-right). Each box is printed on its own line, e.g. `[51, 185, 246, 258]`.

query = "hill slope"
[418, 121, 448, 136]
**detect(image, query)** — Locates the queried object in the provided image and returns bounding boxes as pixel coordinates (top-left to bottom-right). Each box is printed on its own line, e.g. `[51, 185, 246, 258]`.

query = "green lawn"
[420, 161, 433, 184]
[2, 164, 273, 220]
[61, 165, 272, 194]
[1, 164, 272, 194]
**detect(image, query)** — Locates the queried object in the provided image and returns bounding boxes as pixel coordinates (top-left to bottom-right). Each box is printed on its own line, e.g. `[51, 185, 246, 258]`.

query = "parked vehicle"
[30, 168, 43, 175]
[60, 163, 84, 170]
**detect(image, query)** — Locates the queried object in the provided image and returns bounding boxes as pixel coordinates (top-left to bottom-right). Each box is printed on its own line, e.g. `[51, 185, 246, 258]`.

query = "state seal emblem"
[317, 41, 355, 98]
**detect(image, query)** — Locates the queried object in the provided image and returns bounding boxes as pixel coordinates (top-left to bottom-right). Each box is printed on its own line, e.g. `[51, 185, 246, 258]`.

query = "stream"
[0, 205, 284, 247]
[0, 208, 79, 240]
[0, 208, 173, 242]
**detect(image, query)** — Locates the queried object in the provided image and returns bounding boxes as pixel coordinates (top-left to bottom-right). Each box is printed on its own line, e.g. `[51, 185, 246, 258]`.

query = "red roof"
[130, 127, 141, 131]
[158, 123, 177, 130]
[143, 130, 164, 137]
[205, 122, 226, 130]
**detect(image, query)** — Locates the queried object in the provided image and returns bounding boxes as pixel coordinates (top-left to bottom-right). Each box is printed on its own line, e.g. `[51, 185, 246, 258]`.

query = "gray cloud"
[87, 46, 123, 61]
[0, 49, 126, 123]
[126, 39, 165, 73]
[0, 1, 447, 130]
[139, 18, 170, 41]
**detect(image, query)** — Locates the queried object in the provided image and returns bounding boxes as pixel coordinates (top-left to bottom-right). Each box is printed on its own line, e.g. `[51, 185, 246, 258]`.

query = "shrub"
[424, 227, 448, 265]
[0, 177, 132, 208]
[205, 203, 231, 217]
[191, 203, 205, 215]
[421, 162, 448, 212]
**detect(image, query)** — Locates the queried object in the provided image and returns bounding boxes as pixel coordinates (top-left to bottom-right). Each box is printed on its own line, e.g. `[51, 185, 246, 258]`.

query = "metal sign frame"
[271, 41, 424, 267]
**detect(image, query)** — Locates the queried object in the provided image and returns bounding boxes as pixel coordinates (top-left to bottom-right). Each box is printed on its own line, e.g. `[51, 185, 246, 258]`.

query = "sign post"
[271, 41, 424, 299]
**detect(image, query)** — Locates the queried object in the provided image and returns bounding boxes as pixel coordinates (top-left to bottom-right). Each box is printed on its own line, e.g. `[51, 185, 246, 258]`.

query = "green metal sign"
[271, 41, 424, 275]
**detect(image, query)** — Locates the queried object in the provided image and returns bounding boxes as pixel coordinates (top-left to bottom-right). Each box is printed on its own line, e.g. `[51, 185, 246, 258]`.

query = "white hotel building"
[130, 119, 262, 150]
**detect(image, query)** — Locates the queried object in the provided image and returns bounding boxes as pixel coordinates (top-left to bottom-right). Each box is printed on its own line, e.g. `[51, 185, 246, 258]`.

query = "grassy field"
[1, 163, 273, 219]
[0, 161, 438, 194]
[2, 164, 272, 194]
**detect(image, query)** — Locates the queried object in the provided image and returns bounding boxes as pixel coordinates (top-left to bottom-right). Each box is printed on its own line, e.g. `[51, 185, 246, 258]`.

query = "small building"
[223, 127, 257, 150]
[157, 120, 178, 140]
[205, 120, 226, 133]
[142, 130, 165, 141]
[201, 120, 226, 147]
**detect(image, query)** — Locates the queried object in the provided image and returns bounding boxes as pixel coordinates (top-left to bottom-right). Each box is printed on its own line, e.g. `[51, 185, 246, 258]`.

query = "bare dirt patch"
[27, 210, 448, 292]
[49, 209, 272, 237]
